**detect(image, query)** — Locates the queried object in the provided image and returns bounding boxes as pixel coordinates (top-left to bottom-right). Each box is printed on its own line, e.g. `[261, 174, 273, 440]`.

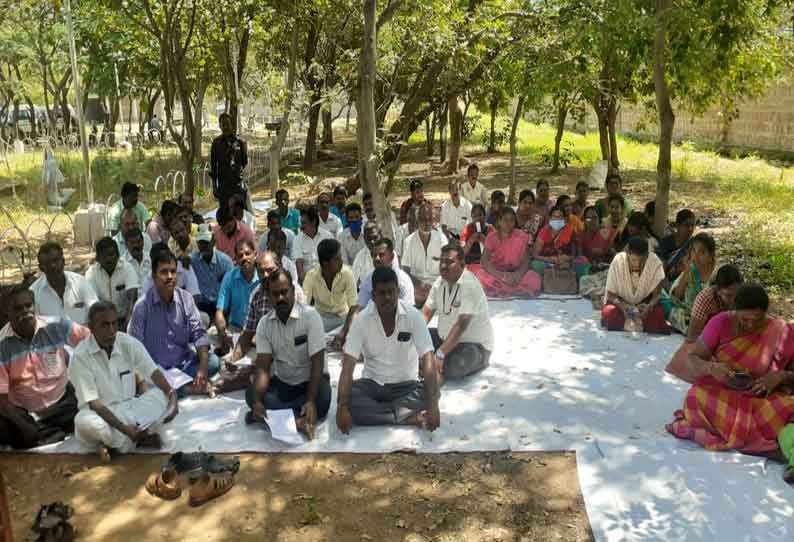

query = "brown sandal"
[188, 472, 235, 507]
[145, 468, 181, 500]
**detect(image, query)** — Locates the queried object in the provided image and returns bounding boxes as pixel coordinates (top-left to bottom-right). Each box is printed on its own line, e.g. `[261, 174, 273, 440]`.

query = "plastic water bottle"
[625, 307, 641, 340]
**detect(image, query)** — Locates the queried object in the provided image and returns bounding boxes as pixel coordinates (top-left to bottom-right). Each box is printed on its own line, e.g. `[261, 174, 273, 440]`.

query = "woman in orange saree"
[666, 284, 794, 481]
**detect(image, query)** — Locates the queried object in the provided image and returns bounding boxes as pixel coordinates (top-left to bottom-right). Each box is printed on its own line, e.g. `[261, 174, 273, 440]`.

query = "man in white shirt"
[460, 163, 488, 207]
[85, 237, 140, 328]
[69, 301, 177, 461]
[122, 228, 152, 286]
[401, 205, 447, 307]
[333, 237, 414, 350]
[247, 269, 331, 440]
[440, 180, 472, 240]
[264, 229, 300, 289]
[422, 243, 493, 381]
[293, 207, 334, 283]
[258, 210, 296, 256]
[337, 203, 366, 265]
[351, 221, 383, 285]
[337, 267, 440, 432]
[317, 192, 343, 237]
[113, 207, 152, 257]
[30, 242, 99, 325]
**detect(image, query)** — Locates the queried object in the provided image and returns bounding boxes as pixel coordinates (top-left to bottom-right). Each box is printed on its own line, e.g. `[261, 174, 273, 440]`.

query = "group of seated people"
[3, 166, 794, 484]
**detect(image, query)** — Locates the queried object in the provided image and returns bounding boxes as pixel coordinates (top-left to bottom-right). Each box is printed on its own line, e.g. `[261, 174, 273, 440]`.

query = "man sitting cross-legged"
[336, 267, 440, 433]
[70, 302, 178, 462]
[246, 269, 331, 440]
[332, 237, 414, 350]
[422, 243, 494, 382]
[402, 204, 447, 307]
[0, 284, 90, 449]
[128, 248, 218, 395]
[302, 239, 357, 333]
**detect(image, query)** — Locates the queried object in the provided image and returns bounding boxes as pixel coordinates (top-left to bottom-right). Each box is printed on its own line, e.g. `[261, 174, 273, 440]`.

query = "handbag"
[542, 236, 578, 295]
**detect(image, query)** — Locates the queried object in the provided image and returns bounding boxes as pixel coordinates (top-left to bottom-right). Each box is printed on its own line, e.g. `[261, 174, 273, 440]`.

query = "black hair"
[606, 193, 625, 208]
[675, 209, 695, 225]
[644, 200, 656, 217]
[4, 283, 33, 309]
[301, 207, 320, 227]
[363, 192, 373, 201]
[536, 179, 549, 190]
[228, 192, 245, 206]
[333, 186, 347, 197]
[121, 182, 139, 198]
[499, 206, 517, 220]
[583, 205, 599, 221]
[409, 179, 423, 192]
[626, 211, 652, 231]
[555, 194, 571, 207]
[160, 200, 179, 217]
[441, 242, 464, 261]
[216, 206, 233, 226]
[37, 241, 63, 261]
[605, 173, 622, 185]
[575, 180, 589, 191]
[266, 210, 282, 223]
[266, 268, 294, 291]
[150, 243, 177, 273]
[714, 264, 743, 289]
[549, 204, 565, 217]
[734, 284, 769, 312]
[626, 236, 649, 256]
[491, 190, 506, 203]
[467, 163, 479, 174]
[317, 238, 341, 265]
[518, 189, 535, 203]
[88, 300, 117, 323]
[95, 237, 119, 257]
[123, 227, 144, 242]
[219, 112, 231, 122]
[373, 237, 394, 253]
[372, 266, 398, 290]
[690, 232, 716, 256]
[276, 188, 289, 200]
[267, 228, 287, 243]
[234, 238, 256, 255]
[345, 202, 362, 218]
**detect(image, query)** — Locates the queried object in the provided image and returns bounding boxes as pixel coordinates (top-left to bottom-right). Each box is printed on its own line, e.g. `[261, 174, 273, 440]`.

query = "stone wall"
[570, 80, 794, 153]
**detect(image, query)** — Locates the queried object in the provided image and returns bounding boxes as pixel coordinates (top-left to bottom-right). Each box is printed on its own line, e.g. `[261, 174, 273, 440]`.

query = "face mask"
[349, 220, 363, 235]
[549, 219, 565, 231]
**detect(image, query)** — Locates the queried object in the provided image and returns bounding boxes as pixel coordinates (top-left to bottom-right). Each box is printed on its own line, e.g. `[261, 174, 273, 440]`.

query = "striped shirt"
[127, 286, 209, 369]
[0, 317, 90, 412]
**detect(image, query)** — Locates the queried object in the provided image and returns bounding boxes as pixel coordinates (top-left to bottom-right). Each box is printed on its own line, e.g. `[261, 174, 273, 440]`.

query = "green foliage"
[538, 142, 581, 171]
[479, 119, 512, 153]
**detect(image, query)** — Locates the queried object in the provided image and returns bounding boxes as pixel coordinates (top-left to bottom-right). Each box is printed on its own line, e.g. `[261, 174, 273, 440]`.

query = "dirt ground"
[1, 451, 592, 542]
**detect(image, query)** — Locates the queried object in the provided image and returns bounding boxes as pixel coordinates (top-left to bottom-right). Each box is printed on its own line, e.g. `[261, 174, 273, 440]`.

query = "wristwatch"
[435, 349, 446, 361]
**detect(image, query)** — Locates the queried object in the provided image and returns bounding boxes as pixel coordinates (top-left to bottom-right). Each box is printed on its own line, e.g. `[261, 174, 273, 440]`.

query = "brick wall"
[570, 81, 794, 153]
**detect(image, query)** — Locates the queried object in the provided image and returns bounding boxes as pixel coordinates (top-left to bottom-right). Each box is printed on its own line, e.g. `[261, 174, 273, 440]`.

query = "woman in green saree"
[662, 233, 716, 334]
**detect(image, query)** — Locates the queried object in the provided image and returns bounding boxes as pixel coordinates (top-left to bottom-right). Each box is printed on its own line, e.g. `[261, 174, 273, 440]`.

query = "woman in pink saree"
[472, 207, 541, 297]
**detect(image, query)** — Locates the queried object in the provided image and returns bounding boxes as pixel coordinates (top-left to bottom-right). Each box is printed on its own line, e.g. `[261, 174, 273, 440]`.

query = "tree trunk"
[40, 63, 54, 134]
[653, 0, 675, 236]
[606, 98, 620, 174]
[269, 22, 299, 195]
[508, 95, 525, 205]
[425, 112, 436, 157]
[551, 103, 568, 173]
[487, 96, 498, 153]
[439, 104, 448, 164]
[360, 0, 394, 241]
[446, 94, 463, 174]
[345, 103, 352, 132]
[593, 99, 610, 166]
[303, 89, 322, 169]
[322, 106, 333, 144]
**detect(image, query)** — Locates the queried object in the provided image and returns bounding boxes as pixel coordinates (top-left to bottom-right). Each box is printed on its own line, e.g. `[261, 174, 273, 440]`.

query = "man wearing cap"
[106, 182, 150, 237]
[191, 224, 234, 316]
[399, 179, 425, 225]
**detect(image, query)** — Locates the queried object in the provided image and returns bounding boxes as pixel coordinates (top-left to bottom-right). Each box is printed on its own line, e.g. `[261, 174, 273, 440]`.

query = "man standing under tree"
[210, 113, 249, 212]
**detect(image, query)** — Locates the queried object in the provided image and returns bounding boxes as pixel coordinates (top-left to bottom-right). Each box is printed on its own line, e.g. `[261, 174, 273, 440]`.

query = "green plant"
[537, 142, 582, 171]
[462, 113, 482, 141]
[478, 120, 512, 152]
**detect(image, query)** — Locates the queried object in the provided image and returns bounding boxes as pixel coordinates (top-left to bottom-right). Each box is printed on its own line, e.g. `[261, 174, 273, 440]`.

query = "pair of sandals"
[145, 452, 239, 507]
[29, 502, 75, 541]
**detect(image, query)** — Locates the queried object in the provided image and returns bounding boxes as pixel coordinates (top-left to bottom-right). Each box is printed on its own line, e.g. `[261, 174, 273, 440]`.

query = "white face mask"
[549, 219, 565, 231]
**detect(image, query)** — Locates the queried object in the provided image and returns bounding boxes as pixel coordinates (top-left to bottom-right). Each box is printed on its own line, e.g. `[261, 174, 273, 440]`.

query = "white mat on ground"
[25, 298, 794, 540]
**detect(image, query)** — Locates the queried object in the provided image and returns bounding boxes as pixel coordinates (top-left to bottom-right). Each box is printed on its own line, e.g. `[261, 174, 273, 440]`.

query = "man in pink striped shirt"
[0, 284, 90, 449]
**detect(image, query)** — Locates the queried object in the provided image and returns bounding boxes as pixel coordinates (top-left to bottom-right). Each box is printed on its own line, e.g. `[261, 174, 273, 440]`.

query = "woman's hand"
[750, 372, 786, 397]
[708, 363, 735, 387]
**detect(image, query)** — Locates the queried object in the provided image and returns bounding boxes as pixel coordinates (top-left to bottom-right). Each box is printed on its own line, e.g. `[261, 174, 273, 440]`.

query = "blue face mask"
[349, 220, 363, 235]
[549, 219, 565, 231]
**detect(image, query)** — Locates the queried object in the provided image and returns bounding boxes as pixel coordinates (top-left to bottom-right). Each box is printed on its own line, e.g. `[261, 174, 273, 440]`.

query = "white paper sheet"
[163, 367, 193, 390]
[266, 409, 305, 445]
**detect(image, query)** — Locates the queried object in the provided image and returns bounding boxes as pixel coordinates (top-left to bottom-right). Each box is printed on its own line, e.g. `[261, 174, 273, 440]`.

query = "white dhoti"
[74, 388, 169, 453]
